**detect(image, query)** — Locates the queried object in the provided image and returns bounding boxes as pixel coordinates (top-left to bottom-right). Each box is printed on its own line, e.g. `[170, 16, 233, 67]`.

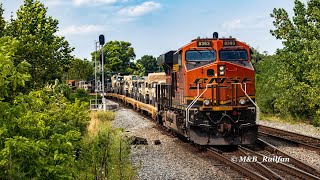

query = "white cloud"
[222, 16, 272, 32]
[57, 25, 105, 36]
[118, 1, 161, 17]
[73, 0, 119, 6]
[222, 19, 242, 30]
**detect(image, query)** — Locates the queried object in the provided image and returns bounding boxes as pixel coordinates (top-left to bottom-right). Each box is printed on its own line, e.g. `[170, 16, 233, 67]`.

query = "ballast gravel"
[257, 119, 320, 139]
[112, 107, 236, 180]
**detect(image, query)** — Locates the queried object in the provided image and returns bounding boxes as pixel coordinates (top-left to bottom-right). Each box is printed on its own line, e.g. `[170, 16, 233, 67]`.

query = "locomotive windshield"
[186, 50, 216, 61]
[219, 50, 248, 61]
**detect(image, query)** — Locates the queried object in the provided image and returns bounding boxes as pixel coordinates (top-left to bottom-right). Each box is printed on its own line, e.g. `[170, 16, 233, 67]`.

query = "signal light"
[99, 34, 105, 45]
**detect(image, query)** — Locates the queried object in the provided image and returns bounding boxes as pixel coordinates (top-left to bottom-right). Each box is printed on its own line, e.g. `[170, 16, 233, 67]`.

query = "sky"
[1, 0, 303, 60]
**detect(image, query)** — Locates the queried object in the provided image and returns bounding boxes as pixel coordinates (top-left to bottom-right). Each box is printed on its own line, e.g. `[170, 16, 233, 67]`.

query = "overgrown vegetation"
[0, 0, 136, 179]
[256, 0, 320, 126]
[78, 112, 135, 179]
[96, 111, 116, 122]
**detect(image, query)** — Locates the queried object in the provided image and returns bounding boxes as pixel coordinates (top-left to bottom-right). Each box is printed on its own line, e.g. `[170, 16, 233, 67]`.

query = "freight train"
[106, 32, 258, 146]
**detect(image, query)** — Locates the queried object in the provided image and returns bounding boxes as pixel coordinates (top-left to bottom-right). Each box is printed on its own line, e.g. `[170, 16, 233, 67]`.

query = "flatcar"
[108, 32, 258, 146]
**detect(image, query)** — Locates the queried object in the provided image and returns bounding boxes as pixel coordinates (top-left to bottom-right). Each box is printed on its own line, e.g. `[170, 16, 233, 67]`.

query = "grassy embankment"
[77, 111, 136, 180]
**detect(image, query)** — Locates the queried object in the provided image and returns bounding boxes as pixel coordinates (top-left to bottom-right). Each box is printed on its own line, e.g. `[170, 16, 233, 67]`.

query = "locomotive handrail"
[234, 83, 260, 120]
[186, 83, 200, 128]
[186, 83, 213, 128]
[233, 83, 258, 108]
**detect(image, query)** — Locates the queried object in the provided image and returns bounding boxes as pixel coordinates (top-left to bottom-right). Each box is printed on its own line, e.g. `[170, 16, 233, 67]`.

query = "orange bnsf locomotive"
[155, 32, 257, 145]
[107, 32, 258, 146]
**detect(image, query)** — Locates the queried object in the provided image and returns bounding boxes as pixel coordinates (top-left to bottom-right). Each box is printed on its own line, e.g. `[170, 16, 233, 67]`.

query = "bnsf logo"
[189, 77, 250, 89]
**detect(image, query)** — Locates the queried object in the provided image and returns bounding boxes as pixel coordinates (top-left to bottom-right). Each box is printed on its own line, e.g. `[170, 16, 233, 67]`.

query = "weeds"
[95, 111, 116, 122]
[76, 111, 136, 179]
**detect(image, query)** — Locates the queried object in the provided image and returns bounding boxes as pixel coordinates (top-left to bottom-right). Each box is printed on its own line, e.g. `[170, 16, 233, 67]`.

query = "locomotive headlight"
[219, 71, 225, 76]
[204, 99, 211, 106]
[218, 65, 225, 76]
[239, 99, 247, 105]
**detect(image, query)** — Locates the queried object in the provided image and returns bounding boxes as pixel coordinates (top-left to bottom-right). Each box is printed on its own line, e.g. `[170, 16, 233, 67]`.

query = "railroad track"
[258, 125, 320, 154]
[207, 147, 268, 179]
[207, 139, 320, 179]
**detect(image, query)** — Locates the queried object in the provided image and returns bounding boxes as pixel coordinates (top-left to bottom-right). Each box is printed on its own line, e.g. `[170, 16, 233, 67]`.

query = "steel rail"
[237, 147, 284, 180]
[256, 138, 320, 179]
[207, 148, 268, 180]
[259, 125, 320, 144]
[258, 125, 320, 153]
[240, 145, 319, 179]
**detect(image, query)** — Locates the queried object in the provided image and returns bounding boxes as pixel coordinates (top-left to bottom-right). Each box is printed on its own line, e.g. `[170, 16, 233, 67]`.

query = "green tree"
[136, 55, 159, 75]
[6, 0, 74, 87]
[250, 47, 269, 70]
[0, 4, 5, 37]
[258, 0, 320, 125]
[93, 41, 136, 75]
[0, 37, 30, 101]
[67, 58, 93, 80]
[133, 62, 146, 76]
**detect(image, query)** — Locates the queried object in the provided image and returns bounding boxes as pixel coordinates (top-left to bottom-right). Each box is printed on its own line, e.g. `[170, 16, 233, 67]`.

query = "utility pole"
[99, 35, 106, 111]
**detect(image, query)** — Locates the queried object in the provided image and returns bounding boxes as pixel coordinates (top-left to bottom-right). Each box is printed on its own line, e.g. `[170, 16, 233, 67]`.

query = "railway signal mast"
[99, 34, 106, 111]
[92, 35, 106, 111]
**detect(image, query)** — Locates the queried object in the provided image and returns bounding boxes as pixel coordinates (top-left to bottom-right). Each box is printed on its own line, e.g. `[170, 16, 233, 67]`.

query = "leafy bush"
[57, 83, 73, 100]
[68, 88, 91, 103]
[0, 90, 90, 179]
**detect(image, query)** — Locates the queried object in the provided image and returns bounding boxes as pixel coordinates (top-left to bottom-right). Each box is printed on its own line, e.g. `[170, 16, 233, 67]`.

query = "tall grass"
[95, 111, 116, 122]
[75, 111, 135, 179]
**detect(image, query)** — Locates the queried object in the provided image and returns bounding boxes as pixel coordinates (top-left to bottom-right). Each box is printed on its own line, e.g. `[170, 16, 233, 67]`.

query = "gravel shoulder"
[257, 119, 320, 139]
[112, 107, 237, 180]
